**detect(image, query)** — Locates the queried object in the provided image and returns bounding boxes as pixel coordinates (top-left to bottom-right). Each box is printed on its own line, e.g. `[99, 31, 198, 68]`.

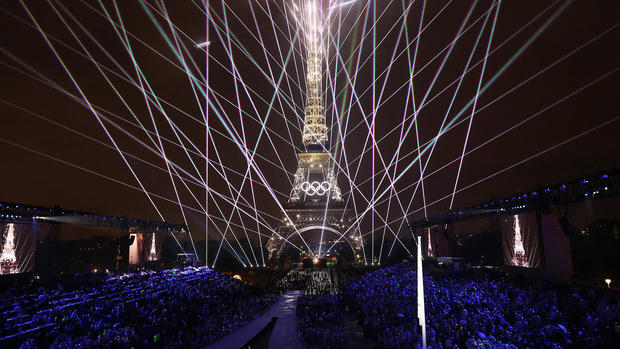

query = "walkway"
[204, 290, 304, 349]
[268, 290, 304, 348]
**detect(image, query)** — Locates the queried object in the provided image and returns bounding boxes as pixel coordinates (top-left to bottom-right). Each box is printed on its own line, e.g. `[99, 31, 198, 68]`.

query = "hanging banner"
[0, 223, 35, 274]
[501, 214, 542, 268]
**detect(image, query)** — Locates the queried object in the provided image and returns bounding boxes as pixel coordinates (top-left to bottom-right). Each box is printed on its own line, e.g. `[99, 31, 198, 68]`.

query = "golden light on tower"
[267, 1, 361, 262]
[295, 1, 329, 146]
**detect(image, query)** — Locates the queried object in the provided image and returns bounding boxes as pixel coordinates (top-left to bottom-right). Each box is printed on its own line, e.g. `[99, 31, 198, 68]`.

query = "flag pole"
[417, 235, 426, 348]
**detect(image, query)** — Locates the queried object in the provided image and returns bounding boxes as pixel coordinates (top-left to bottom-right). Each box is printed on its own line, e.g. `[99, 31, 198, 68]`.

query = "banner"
[0, 223, 35, 274]
[501, 214, 541, 268]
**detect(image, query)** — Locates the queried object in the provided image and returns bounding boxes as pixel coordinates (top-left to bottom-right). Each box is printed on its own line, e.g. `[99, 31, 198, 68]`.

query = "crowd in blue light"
[1, 262, 618, 348]
[0, 267, 275, 348]
[344, 261, 619, 348]
[297, 294, 345, 349]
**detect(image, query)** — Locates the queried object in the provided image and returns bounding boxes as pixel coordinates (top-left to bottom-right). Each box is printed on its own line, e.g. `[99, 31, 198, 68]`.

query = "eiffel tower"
[267, 1, 363, 263]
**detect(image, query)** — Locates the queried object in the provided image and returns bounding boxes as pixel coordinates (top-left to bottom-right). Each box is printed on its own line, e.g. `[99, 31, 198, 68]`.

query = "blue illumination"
[580, 179, 588, 184]
[601, 174, 608, 179]
[559, 185, 566, 190]
[545, 188, 551, 192]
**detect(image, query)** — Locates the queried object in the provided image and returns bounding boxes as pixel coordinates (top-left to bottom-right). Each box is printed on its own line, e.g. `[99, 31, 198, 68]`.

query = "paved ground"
[204, 290, 304, 349]
[267, 290, 305, 349]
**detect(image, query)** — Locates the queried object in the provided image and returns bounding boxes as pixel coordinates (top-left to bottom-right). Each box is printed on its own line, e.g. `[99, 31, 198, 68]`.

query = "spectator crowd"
[0, 267, 276, 348]
[344, 261, 620, 348]
[277, 268, 337, 295]
[297, 294, 345, 349]
[1, 262, 618, 348]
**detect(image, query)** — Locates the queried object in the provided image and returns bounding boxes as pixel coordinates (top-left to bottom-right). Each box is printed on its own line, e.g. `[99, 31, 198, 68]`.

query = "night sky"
[1, 0, 619, 260]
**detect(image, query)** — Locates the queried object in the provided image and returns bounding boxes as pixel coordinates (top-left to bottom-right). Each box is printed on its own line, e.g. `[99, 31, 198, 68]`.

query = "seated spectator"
[297, 294, 345, 348]
[0, 267, 276, 348]
[344, 261, 619, 349]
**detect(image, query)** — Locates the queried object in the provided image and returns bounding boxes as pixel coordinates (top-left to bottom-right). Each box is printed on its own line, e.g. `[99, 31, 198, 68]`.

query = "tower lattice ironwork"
[267, 1, 363, 262]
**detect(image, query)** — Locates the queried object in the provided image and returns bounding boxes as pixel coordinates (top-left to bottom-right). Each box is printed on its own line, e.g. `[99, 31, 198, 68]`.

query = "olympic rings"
[300, 181, 331, 196]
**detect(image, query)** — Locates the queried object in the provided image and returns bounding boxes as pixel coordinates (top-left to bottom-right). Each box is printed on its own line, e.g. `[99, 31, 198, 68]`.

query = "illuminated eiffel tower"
[148, 233, 158, 261]
[267, 1, 363, 262]
[0, 223, 19, 274]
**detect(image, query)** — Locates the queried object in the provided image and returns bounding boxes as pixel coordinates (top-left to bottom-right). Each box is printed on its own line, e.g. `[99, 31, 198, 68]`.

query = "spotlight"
[605, 278, 611, 288]
[313, 257, 319, 264]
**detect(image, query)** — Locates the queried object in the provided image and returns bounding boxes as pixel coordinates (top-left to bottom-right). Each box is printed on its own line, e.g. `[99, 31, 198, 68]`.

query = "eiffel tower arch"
[266, 170, 364, 261]
[267, 3, 363, 264]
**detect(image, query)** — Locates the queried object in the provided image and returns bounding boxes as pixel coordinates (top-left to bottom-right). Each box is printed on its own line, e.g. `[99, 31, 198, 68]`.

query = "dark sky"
[1, 0, 619, 260]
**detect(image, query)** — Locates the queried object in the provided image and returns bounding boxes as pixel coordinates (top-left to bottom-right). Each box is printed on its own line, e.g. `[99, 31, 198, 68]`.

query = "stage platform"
[205, 290, 304, 349]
